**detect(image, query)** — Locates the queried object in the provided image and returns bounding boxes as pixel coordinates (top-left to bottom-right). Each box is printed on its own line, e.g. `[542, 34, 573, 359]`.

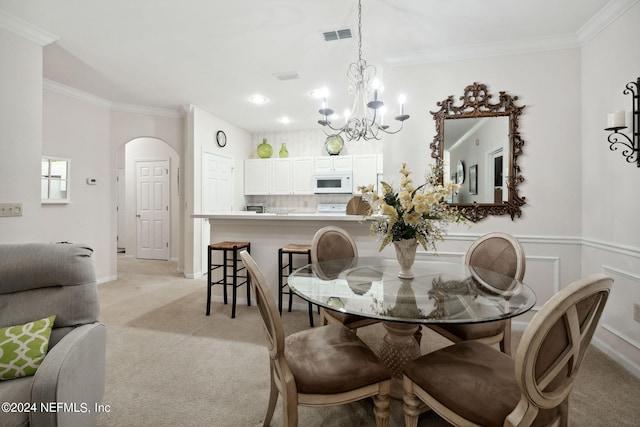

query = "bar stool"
[278, 243, 316, 327]
[206, 241, 251, 319]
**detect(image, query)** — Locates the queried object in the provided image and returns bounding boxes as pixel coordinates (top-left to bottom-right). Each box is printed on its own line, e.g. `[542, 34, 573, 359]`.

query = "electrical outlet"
[0, 203, 22, 217]
[634, 303, 640, 323]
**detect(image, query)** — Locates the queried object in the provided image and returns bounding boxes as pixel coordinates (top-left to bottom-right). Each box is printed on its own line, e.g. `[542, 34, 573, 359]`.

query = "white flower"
[360, 163, 467, 251]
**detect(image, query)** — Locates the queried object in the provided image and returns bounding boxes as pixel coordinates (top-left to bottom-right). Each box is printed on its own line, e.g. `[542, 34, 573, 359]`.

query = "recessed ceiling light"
[279, 116, 292, 124]
[249, 94, 268, 104]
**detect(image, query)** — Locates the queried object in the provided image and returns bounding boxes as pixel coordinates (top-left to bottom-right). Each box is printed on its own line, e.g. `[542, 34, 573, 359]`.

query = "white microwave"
[313, 171, 353, 194]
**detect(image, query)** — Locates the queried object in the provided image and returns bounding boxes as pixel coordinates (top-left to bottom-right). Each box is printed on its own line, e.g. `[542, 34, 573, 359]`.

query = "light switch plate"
[0, 203, 22, 217]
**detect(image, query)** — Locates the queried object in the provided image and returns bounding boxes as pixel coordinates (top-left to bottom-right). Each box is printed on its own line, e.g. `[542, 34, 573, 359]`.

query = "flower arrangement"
[358, 162, 465, 252]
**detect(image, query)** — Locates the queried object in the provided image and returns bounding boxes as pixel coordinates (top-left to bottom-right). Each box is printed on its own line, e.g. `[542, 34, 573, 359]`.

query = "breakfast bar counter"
[193, 211, 364, 222]
[193, 212, 391, 309]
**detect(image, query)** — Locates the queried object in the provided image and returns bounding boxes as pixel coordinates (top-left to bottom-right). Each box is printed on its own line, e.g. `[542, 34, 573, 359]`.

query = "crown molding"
[385, 33, 580, 66]
[43, 78, 182, 119]
[111, 102, 182, 119]
[43, 78, 112, 109]
[386, 0, 640, 66]
[577, 0, 640, 44]
[0, 10, 58, 46]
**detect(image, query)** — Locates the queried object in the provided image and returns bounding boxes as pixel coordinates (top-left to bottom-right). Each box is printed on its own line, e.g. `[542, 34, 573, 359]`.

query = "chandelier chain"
[357, 0, 363, 63]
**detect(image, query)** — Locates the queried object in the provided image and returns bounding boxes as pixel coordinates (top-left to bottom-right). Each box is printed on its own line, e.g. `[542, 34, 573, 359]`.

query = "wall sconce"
[604, 76, 639, 167]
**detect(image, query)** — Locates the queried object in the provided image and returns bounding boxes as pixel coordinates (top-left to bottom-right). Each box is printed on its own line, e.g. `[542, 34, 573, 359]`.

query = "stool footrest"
[278, 244, 314, 327]
[206, 242, 251, 319]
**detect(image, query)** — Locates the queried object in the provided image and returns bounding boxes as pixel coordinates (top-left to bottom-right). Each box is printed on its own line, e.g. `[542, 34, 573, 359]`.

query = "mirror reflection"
[431, 82, 526, 222]
[444, 117, 509, 204]
[41, 157, 70, 203]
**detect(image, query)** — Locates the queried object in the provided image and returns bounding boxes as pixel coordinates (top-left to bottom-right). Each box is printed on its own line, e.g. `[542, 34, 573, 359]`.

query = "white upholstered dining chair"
[239, 250, 392, 427]
[402, 273, 612, 427]
[428, 232, 526, 355]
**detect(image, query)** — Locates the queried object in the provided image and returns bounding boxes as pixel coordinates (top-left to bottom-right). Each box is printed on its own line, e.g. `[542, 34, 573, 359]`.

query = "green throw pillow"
[0, 315, 56, 380]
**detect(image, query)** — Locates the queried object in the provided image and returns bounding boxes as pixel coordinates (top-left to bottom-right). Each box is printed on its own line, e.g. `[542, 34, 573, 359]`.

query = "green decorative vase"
[279, 143, 289, 158]
[257, 138, 273, 158]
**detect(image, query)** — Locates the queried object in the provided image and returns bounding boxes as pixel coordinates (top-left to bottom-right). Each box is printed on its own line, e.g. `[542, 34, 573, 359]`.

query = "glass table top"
[288, 257, 536, 324]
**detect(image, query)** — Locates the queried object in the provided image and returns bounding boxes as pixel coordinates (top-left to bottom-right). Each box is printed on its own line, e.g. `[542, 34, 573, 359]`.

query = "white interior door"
[136, 159, 170, 260]
[203, 152, 233, 213]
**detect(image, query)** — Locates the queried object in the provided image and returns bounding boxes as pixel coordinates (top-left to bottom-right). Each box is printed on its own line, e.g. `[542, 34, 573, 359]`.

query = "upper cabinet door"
[244, 159, 271, 195]
[315, 155, 352, 172]
[271, 159, 292, 195]
[291, 157, 314, 194]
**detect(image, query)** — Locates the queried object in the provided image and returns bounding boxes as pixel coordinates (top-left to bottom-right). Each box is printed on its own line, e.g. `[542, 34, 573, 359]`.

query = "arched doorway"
[117, 137, 180, 260]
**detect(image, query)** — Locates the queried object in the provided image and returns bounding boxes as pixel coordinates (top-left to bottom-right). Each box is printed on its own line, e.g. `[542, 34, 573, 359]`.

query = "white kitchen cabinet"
[247, 157, 314, 195]
[352, 154, 380, 194]
[270, 159, 292, 195]
[244, 159, 270, 195]
[274, 157, 315, 195]
[314, 155, 352, 172]
[291, 157, 315, 194]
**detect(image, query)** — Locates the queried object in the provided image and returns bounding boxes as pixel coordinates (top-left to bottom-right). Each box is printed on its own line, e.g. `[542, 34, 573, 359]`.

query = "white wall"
[581, 2, 640, 375]
[385, 48, 584, 239]
[41, 88, 114, 280]
[183, 105, 253, 277]
[0, 28, 45, 242]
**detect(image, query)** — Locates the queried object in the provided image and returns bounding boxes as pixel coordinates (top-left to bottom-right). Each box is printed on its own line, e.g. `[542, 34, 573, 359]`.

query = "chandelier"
[317, 0, 409, 141]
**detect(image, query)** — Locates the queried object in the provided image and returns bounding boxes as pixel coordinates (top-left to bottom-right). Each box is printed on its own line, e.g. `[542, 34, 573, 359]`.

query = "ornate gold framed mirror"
[431, 82, 526, 222]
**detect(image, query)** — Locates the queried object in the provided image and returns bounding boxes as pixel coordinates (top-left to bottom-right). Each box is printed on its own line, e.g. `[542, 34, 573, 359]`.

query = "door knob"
[136, 214, 141, 218]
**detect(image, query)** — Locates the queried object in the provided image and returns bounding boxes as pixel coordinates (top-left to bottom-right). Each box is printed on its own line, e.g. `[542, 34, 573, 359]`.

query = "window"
[41, 157, 70, 203]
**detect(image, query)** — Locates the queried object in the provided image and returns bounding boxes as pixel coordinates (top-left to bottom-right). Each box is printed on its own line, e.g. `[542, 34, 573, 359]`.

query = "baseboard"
[591, 336, 640, 378]
[97, 275, 117, 285]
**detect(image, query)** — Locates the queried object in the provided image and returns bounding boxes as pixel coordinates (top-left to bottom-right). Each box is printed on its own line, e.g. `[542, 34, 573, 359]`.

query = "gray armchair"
[0, 243, 106, 427]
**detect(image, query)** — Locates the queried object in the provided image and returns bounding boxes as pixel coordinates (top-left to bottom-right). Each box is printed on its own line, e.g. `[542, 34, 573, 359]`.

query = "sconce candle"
[604, 76, 639, 167]
[607, 111, 626, 129]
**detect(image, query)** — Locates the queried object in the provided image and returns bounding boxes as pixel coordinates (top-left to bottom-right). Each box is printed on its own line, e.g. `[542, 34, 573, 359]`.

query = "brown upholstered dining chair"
[402, 273, 612, 427]
[428, 232, 526, 355]
[311, 226, 379, 332]
[239, 250, 391, 427]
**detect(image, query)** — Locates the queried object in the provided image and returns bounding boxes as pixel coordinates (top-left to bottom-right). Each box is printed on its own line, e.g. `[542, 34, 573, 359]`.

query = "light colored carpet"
[94, 257, 640, 427]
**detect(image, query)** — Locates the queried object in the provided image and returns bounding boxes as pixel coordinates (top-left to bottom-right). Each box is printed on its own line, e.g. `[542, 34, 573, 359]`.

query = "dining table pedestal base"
[379, 322, 421, 399]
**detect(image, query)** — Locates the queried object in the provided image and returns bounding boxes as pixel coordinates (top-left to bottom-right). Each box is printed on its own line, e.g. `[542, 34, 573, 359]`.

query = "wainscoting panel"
[601, 265, 640, 350]
[521, 255, 560, 309]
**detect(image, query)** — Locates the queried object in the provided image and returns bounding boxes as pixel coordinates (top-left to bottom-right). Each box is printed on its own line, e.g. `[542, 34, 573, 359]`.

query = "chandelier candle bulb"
[399, 94, 406, 116]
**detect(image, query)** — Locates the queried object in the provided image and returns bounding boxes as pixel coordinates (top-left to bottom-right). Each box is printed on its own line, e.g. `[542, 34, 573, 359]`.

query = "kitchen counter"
[193, 211, 366, 222]
[194, 211, 392, 312]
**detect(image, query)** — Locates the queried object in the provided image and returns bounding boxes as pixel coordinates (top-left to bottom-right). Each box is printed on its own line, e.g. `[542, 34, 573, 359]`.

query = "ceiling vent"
[274, 71, 300, 81]
[322, 28, 352, 42]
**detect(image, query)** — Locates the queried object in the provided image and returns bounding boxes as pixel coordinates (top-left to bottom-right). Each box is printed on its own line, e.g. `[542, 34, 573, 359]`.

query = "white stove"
[316, 203, 347, 215]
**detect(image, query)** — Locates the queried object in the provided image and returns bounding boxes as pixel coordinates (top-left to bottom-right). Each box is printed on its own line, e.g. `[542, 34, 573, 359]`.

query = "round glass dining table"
[288, 257, 536, 396]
